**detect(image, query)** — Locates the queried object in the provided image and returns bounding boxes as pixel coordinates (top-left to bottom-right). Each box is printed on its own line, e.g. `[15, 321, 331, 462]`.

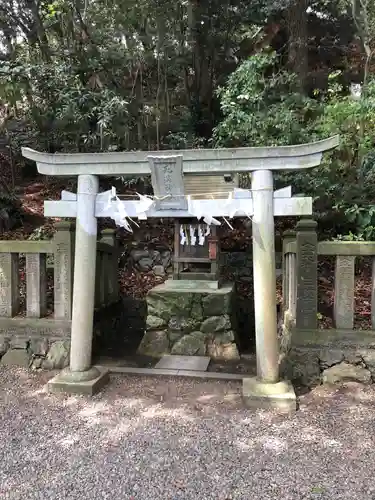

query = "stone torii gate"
[22, 136, 338, 408]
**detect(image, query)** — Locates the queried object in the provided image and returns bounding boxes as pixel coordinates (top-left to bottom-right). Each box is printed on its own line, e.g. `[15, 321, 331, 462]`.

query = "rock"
[168, 316, 197, 334]
[281, 348, 320, 387]
[130, 249, 150, 262]
[191, 297, 203, 321]
[168, 331, 185, 344]
[152, 265, 165, 276]
[361, 350, 375, 373]
[200, 315, 231, 334]
[0, 349, 32, 368]
[150, 250, 161, 264]
[137, 330, 170, 357]
[146, 315, 166, 331]
[319, 350, 345, 369]
[42, 340, 70, 370]
[0, 337, 9, 355]
[29, 339, 49, 356]
[137, 257, 153, 272]
[207, 341, 240, 360]
[202, 293, 230, 317]
[221, 343, 240, 360]
[346, 352, 364, 365]
[171, 331, 207, 356]
[322, 362, 371, 385]
[214, 330, 236, 343]
[31, 357, 43, 370]
[147, 290, 193, 320]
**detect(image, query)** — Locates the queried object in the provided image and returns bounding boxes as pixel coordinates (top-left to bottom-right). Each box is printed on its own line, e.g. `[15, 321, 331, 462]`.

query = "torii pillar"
[22, 136, 339, 401]
[243, 169, 296, 410]
[50, 173, 109, 394]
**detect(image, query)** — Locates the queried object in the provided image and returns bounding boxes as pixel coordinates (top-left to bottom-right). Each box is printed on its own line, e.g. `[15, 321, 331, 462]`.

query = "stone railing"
[281, 222, 375, 387]
[0, 223, 119, 369]
[283, 223, 375, 331]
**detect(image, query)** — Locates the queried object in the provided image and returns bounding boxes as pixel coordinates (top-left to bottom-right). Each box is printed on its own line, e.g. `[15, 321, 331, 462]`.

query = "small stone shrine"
[138, 155, 239, 359]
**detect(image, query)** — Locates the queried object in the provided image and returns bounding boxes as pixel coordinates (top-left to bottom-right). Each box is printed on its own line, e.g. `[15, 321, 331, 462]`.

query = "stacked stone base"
[282, 346, 375, 387]
[138, 282, 240, 360]
[0, 335, 70, 370]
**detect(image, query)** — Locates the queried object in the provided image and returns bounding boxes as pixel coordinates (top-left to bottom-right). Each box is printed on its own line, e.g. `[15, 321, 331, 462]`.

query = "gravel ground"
[1, 368, 375, 500]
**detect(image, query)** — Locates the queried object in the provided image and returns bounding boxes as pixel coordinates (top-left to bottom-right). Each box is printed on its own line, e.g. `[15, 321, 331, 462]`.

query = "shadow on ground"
[1, 368, 375, 499]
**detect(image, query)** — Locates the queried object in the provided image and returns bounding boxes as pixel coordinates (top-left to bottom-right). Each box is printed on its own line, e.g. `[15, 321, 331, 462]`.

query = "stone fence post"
[26, 252, 47, 318]
[295, 219, 318, 330]
[334, 255, 355, 329]
[282, 230, 296, 318]
[0, 252, 19, 317]
[53, 222, 74, 319]
[100, 229, 119, 305]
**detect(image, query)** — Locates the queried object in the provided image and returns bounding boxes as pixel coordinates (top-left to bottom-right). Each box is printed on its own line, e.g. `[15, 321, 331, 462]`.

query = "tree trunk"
[286, 0, 308, 92]
[188, 0, 215, 138]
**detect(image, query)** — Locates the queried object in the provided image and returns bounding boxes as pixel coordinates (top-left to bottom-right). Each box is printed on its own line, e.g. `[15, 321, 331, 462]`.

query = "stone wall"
[0, 317, 71, 369]
[138, 282, 240, 360]
[0, 334, 71, 370]
[0, 299, 145, 369]
[281, 329, 375, 387]
[128, 244, 172, 275]
[128, 246, 282, 279]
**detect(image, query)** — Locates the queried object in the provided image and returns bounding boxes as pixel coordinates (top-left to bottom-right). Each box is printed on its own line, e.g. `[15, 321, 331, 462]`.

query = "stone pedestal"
[138, 281, 239, 360]
[242, 377, 297, 412]
[47, 366, 110, 396]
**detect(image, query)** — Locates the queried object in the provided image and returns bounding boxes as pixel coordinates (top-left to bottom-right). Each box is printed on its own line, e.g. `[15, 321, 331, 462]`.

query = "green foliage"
[0, 0, 374, 240]
[213, 52, 320, 148]
[214, 54, 375, 239]
[22, 60, 129, 152]
[294, 76, 375, 239]
[28, 226, 52, 241]
[0, 0, 261, 154]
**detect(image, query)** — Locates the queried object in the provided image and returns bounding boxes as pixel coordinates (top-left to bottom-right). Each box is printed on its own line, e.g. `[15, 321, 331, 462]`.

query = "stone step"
[155, 355, 210, 371]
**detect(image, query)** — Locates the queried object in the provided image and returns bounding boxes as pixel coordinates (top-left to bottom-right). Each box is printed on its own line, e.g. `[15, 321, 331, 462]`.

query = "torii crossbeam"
[44, 187, 313, 218]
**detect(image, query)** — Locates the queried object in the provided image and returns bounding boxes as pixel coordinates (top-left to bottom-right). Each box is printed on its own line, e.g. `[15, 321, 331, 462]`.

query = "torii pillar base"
[47, 366, 110, 396]
[242, 378, 297, 412]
